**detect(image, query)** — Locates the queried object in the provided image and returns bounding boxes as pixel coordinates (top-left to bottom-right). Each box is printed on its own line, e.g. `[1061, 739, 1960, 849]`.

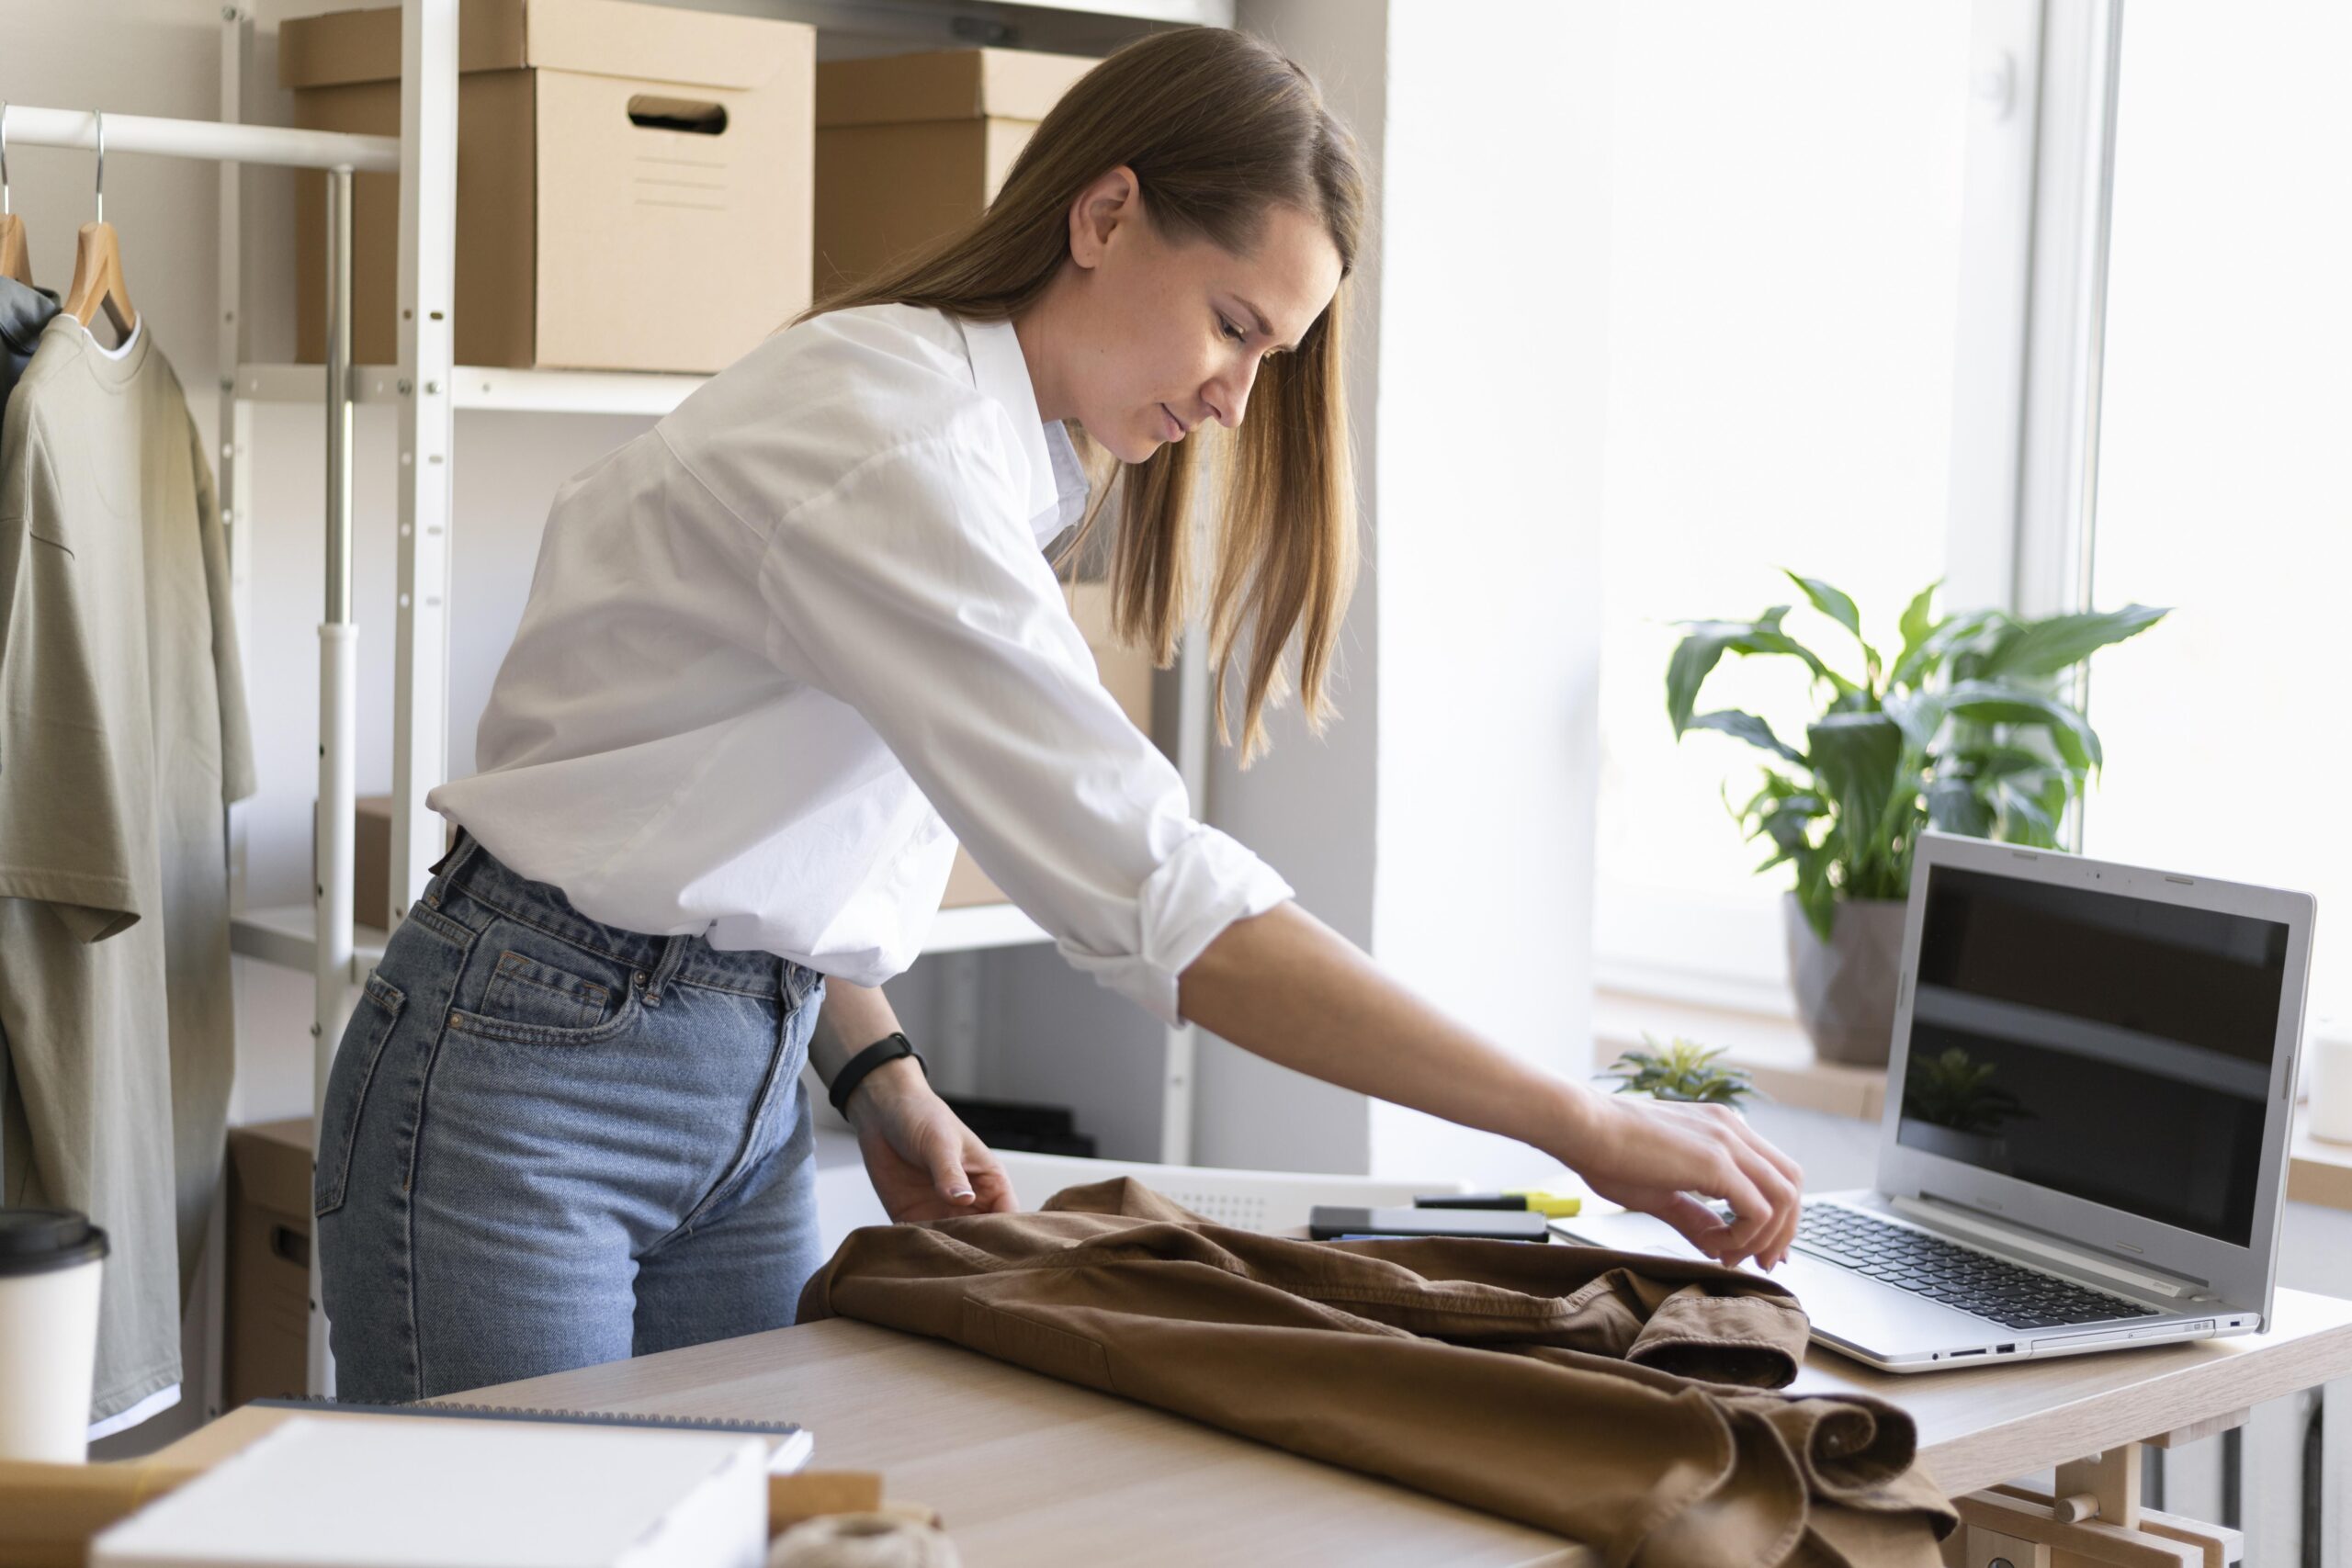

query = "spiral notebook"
[249, 1396, 814, 1473]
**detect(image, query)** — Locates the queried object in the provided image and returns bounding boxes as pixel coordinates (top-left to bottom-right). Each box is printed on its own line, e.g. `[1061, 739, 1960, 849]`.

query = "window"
[1594, 3, 1976, 1007]
[2079, 6, 2352, 1022]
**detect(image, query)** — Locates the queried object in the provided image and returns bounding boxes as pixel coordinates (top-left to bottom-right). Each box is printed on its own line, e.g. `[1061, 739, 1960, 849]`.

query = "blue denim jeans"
[315, 829, 828, 1402]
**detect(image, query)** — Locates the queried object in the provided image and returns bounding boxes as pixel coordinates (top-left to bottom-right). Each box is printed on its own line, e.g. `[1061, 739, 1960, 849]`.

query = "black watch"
[829, 1032, 925, 1116]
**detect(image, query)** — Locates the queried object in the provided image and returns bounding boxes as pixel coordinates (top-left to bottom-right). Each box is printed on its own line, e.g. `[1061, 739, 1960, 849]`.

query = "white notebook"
[94, 1416, 770, 1568]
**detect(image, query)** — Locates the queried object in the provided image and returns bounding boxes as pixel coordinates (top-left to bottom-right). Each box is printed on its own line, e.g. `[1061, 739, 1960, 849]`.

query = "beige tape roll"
[766, 1511, 959, 1568]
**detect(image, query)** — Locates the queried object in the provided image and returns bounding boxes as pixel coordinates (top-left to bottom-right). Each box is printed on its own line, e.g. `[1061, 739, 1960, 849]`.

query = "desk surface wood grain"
[454, 1288, 2352, 1565]
[153, 1290, 2352, 1567]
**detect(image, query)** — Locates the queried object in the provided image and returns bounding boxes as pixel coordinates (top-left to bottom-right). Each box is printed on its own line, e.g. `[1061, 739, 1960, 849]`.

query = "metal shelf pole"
[310, 164, 357, 1400]
[390, 0, 459, 938]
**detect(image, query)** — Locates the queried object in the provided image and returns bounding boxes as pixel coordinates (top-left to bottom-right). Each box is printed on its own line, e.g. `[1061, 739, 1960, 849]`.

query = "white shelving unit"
[209, 0, 1226, 1391]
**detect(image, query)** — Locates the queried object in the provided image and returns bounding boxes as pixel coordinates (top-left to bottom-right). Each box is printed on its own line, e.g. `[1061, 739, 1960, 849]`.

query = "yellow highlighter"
[1411, 1190, 1583, 1219]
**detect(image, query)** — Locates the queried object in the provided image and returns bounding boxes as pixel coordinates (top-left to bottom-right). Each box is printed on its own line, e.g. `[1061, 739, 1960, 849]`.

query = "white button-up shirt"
[429, 303, 1292, 1022]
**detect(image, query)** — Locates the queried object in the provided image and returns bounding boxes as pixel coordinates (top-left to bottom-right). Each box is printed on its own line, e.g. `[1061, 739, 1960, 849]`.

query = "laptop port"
[1950, 1348, 1986, 1358]
[1997, 1343, 2016, 1353]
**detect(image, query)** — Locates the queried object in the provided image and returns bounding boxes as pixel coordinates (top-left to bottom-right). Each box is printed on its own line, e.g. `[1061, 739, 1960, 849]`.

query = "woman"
[318, 26, 1804, 1403]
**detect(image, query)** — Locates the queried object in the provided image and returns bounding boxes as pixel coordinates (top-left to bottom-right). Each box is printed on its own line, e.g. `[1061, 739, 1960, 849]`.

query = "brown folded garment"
[799, 1178, 1955, 1567]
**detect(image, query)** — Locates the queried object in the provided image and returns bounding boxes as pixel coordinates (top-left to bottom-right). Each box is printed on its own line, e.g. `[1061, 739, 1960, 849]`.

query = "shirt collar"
[957, 314, 1091, 542]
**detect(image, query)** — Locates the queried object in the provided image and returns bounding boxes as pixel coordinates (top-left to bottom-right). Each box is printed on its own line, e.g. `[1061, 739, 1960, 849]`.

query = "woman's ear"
[1067, 164, 1143, 271]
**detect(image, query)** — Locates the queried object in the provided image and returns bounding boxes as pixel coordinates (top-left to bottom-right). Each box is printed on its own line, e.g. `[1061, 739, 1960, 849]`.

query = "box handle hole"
[628, 96, 728, 136]
[269, 1224, 311, 1269]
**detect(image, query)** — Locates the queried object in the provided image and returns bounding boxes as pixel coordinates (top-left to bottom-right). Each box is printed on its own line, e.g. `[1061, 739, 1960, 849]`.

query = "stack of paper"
[93, 1416, 768, 1568]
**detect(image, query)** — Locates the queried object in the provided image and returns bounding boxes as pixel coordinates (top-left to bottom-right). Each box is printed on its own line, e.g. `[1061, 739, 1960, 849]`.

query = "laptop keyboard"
[1795, 1203, 2160, 1330]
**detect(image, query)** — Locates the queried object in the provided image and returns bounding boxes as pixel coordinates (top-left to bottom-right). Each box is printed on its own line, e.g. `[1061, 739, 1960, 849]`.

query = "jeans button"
[633, 971, 650, 987]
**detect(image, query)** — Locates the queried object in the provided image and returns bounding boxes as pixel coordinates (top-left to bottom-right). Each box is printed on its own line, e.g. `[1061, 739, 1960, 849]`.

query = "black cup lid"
[0, 1209, 109, 1277]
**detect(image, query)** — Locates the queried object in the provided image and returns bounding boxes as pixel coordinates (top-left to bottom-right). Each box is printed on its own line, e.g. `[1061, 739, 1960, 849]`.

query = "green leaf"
[1981, 604, 2169, 681]
[1783, 570, 1878, 669]
[1888, 607, 2012, 689]
[1666, 608, 1786, 736]
[1666, 607, 1850, 736]
[1792, 845, 1838, 940]
[1883, 690, 1948, 751]
[1927, 774, 1994, 837]
[1943, 741, 2062, 782]
[1752, 793, 1827, 855]
[1894, 581, 1941, 682]
[1939, 680, 2103, 772]
[1806, 711, 1905, 867]
[1990, 774, 2059, 842]
[1684, 709, 1808, 765]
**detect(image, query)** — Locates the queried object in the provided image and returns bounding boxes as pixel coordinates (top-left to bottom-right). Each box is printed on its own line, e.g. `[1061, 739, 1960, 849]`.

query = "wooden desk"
[152, 1287, 2351, 1567]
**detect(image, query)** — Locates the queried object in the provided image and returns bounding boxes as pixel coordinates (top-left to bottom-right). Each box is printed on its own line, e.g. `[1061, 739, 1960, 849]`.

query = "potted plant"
[1666, 574, 2165, 1065]
[1598, 1035, 1761, 1111]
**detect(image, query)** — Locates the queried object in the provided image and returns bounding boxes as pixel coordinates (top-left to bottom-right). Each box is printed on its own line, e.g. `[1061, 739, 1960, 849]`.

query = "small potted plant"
[1667, 575, 2165, 1066]
[1598, 1035, 1761, 1111]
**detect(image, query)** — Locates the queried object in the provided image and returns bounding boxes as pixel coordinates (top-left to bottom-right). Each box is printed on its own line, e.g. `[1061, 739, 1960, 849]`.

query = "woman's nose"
[1206, 364, 1257, 429]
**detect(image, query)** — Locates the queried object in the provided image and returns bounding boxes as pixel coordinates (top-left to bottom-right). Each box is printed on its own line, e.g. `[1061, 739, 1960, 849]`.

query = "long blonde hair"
[804, 28, 1365, 765]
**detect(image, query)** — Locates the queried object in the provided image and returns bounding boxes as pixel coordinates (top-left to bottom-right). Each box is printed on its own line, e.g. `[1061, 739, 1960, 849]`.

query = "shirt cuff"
[1058, 825, 1295, 1026]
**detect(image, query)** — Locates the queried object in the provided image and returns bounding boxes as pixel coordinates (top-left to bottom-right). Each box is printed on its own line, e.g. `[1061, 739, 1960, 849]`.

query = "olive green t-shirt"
[0, 314, 255, 1426]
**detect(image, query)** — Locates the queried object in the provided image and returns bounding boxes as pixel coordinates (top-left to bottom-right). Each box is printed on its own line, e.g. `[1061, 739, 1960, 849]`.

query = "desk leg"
[2324, 1377, 2348, 1568]
[1955, 1443, 2234, 1568]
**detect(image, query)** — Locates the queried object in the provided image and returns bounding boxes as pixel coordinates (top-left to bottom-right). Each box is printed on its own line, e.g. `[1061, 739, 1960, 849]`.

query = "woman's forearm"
[810, 976, 905, 1084]
[1177, 900, 1805, 1269]
[1175, 901, 1592, 1161]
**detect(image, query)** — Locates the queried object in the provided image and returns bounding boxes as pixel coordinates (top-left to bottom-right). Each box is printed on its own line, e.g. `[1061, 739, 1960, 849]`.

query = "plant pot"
[1783, 893, 1908, 1067]
[1595, 1086, 1750, 1122]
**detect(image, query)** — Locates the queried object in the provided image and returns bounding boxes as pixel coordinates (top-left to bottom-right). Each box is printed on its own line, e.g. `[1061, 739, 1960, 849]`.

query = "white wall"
[1364, 0, 1613, 1185]
[1190, 0, 1388, 1175]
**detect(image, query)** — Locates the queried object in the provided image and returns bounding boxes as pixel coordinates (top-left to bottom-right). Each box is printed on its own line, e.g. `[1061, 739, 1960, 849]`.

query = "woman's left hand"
[846, 1056, 1019, 1223]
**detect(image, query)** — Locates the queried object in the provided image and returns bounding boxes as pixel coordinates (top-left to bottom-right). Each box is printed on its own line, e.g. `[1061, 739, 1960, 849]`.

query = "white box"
[93, 1416, 768, 1568]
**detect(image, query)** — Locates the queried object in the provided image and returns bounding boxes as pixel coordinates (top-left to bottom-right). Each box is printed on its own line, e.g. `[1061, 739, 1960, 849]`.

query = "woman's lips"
[1159, 402, 1185, 441]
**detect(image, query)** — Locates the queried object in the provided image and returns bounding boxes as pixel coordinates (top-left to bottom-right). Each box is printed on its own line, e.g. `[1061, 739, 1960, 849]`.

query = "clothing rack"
[6, 3, 438, 1400]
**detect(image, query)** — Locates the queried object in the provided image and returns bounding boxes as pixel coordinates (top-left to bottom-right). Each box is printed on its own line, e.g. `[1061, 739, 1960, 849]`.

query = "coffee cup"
[0, 1209, 108, 1461]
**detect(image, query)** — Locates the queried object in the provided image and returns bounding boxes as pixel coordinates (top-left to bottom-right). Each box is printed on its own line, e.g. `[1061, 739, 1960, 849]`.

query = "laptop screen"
[1897, 863, 2290, 1247]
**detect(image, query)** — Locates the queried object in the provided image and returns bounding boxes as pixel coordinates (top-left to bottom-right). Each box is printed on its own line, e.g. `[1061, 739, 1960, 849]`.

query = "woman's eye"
[1217, 315, 1247, 344]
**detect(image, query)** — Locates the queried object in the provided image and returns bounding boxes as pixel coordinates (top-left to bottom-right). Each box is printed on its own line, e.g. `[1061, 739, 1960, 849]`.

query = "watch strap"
[829, 1031, 924, 1116]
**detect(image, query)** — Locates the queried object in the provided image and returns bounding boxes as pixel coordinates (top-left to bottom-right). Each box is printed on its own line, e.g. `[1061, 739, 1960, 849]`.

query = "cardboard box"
[223, 1119, 313, 1410]
[283, 0, 814, 372]
[315, 795, 451, 931]
[942, 581, 1152, 909]
[814, 48, 1093, 297]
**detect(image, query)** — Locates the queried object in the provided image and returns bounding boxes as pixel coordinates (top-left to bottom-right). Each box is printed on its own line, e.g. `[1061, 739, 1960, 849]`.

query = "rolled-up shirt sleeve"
[742, 407, 1293, 1024]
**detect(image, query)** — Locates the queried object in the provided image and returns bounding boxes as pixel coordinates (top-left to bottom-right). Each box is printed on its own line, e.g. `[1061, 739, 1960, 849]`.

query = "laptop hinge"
[1888, 1195, 2203, 1300]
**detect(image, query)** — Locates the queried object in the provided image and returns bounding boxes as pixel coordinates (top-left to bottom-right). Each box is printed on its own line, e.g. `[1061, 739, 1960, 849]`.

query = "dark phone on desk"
[1308, 1205, 1551, 1242]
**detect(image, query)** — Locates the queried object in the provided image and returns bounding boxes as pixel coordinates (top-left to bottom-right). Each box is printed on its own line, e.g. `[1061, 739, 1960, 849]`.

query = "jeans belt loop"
[421, 828, 481, 909]
[644, 932, 690, 1008]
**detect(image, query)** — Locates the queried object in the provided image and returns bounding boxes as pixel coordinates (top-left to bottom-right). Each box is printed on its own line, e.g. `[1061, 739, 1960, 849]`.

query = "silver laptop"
[1560, 830, 2316, 1372]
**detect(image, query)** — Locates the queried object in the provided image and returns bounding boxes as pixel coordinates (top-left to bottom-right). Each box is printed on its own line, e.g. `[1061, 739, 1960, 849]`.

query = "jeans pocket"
[481, 948, 615, 1031]
[448, 926, 642, 1047]
[316, 971, 406, 1218]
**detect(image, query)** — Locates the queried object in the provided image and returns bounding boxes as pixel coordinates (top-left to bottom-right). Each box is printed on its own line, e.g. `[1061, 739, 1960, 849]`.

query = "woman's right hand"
[1565, 1090, 1805, 1271]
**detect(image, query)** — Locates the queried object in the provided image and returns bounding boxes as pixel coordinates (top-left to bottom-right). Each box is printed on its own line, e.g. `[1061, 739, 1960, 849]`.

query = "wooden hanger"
[62, 111, 136, 337]
[0, 103, 31, 287]
[0, 216, 28, 289]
